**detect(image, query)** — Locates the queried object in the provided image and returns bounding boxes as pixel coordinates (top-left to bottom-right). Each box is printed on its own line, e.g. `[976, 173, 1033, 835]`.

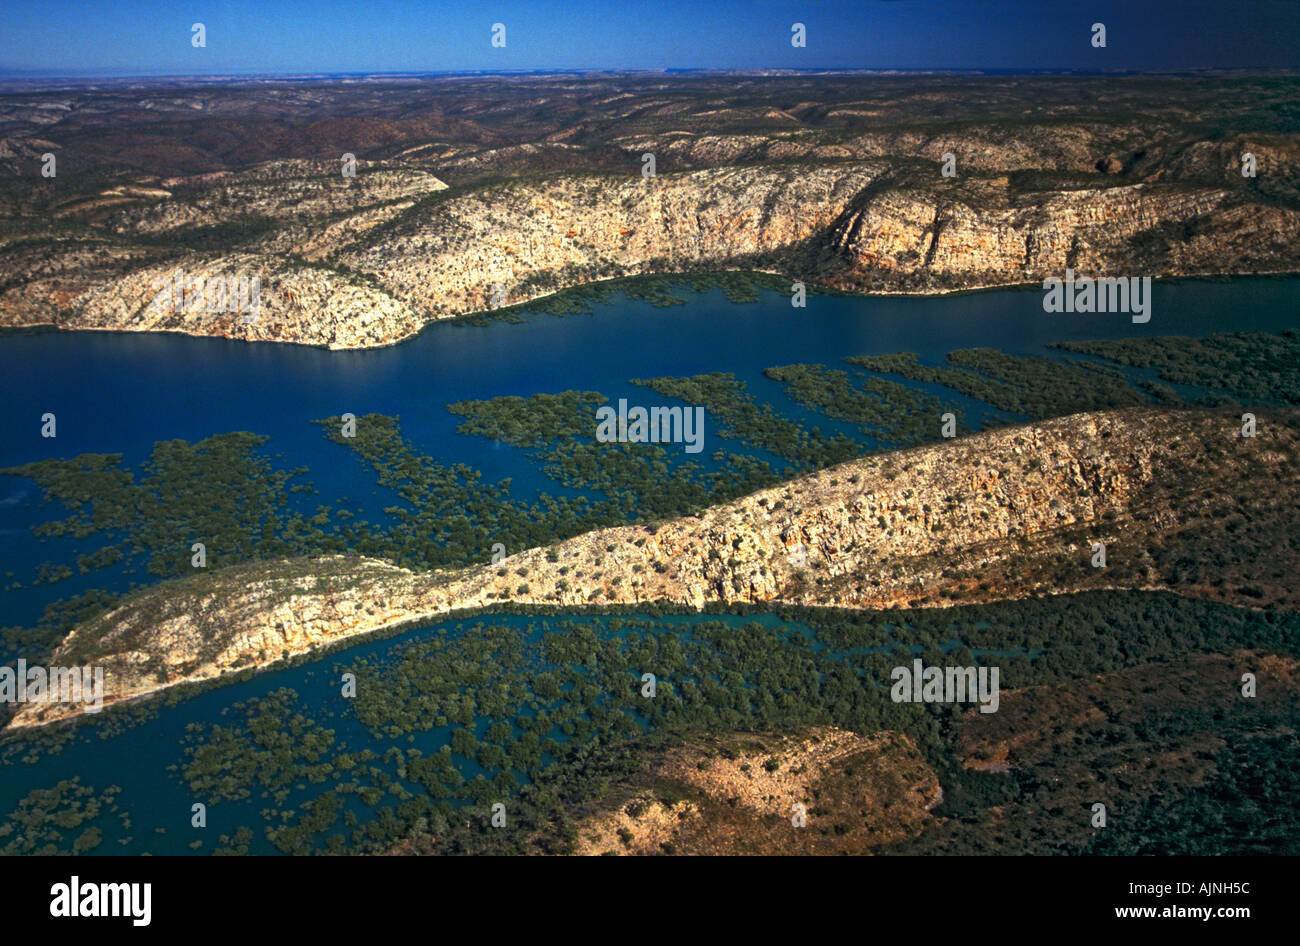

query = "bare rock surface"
[9, 406, 1296, 728]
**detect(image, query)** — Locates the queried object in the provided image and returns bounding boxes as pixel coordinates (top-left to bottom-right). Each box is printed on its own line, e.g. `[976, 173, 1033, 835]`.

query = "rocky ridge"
[7, 406, 1296, 729]
[5, 73, 1299, 347]
[4, 159, 1297, 347]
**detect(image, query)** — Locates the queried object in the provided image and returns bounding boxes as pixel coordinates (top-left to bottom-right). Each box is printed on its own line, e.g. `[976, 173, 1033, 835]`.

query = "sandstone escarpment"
[5, 73, 1299, 347]
[331, 163, 884, 320]
[4, 158, 1299, 347]
[831, 183, 1244, 285]
[8, 406, 1297, 729]
[6, 159, 1297, 347]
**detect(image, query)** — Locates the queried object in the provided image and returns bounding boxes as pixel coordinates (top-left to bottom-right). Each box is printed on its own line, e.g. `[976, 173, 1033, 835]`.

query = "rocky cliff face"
[9, 406, 1296, 728]
[0, 161, 444, 348]
[4, 73, 1298, 347]
[332, 163, 882, 321]
[4, 159, 1297, 347]
[827, 181, 1292, 290]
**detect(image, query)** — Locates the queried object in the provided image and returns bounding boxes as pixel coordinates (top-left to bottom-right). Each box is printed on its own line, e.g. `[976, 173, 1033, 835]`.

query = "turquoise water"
[0, 605, 1047, 856]
[1, 277, 1298, 854]
[2, 277, 1297, 628]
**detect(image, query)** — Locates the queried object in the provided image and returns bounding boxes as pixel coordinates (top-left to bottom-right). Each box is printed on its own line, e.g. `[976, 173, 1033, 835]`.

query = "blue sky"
[1, 0, 1297, 77]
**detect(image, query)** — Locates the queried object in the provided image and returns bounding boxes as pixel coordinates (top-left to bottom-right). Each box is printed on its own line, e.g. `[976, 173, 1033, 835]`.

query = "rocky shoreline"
[8, 406, 1296, 730]
[4, 163, 1298, 348]
[5, 73, 1299, 348]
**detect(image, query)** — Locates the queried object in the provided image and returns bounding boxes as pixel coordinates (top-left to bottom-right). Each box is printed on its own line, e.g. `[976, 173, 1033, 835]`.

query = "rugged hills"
[459, 650, 1299, 856]
[8, 405, 1297, 728]
[2, 73, 1298, 347]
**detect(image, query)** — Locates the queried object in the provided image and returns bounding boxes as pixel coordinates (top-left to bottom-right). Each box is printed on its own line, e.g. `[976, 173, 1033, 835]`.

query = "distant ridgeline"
[2, 330, 1298, 666]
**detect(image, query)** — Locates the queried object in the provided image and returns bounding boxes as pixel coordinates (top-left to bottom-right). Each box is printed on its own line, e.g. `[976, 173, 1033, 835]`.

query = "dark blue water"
[0, 277, 1297, 854]
[2, 277, 1296, 626]
[0, 605, 1036, 855]
[3, 278, 1296, 472]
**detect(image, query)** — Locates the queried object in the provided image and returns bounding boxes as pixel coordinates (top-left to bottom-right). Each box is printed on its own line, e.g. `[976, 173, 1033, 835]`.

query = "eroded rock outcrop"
[3, 158, 1298, 347]
[568, 728, 941, 856]
[8, 407, 1297, 729]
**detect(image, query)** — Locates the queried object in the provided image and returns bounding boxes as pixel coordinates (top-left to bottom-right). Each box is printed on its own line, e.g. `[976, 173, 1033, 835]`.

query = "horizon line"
[1, 65, 1294, 84]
